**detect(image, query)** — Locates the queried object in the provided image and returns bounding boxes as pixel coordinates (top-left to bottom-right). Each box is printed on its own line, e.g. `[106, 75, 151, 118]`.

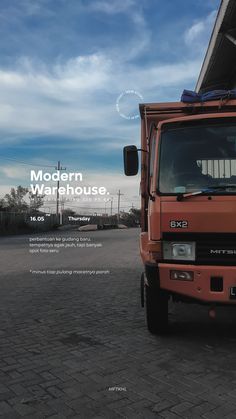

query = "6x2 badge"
[170, 220, 188, 228]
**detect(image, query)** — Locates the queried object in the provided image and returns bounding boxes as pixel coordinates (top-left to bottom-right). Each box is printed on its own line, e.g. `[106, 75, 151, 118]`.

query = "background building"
[196, 0, 236, 92]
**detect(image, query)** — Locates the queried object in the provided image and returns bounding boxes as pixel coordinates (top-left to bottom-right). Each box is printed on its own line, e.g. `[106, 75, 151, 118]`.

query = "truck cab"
[124, 98, 236, 334]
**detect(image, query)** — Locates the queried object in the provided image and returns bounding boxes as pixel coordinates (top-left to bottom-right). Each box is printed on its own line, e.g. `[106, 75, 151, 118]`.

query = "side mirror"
[123, 145, 139, 176]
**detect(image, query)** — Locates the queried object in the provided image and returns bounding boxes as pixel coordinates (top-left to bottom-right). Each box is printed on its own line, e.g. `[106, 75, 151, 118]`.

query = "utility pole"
[117, 190, 124, 223]
[60, 198, 65, 213]
[55, 161, 66, 218]
[110, 197, 113, 216]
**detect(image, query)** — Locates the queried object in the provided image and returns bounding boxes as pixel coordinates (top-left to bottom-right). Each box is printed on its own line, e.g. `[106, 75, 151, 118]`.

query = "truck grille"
[162, 233, 236, 266]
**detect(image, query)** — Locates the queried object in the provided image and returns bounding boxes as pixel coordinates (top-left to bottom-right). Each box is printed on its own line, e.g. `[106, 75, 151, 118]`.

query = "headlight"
[163, 242, 196, 261]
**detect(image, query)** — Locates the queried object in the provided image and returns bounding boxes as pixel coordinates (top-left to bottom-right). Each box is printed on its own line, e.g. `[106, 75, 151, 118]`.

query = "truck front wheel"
[145, 285, 169, 334]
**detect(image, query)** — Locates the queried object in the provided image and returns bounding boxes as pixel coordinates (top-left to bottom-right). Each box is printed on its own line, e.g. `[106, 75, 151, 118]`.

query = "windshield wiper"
[177, 185, 236, 201]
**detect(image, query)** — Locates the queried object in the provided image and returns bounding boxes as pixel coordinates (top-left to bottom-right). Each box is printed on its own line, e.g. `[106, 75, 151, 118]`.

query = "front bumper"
[158, 263, 236, 303]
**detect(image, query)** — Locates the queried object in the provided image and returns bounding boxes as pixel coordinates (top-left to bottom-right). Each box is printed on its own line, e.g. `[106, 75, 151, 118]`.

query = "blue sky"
[0, 0, 220, 210]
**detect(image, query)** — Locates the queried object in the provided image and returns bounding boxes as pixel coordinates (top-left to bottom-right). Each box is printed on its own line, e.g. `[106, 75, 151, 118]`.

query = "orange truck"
[124, 95, 236, 334]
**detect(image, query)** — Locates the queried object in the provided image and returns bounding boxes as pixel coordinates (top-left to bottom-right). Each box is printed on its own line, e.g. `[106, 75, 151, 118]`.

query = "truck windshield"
[158, 119, 236, 194]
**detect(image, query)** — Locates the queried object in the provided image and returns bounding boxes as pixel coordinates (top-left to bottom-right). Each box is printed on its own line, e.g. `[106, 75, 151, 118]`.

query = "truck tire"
[145, 284, 169, 334]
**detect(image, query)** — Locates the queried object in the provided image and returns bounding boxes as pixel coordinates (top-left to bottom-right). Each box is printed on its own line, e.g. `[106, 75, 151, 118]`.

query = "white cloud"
[184, 10, 217, 48]
[0, 165, 29, 180]
[87, 0, 150, 60]
[0, 53, 200, 143]
[0, 0, 203, 149]
[88, 0, 136, 15]
[0, 70, 25, 87]
[186, 21, 205, 44]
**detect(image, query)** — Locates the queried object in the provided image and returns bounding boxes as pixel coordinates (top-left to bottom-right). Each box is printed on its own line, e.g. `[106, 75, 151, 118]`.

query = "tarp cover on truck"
[181, 89, 236, 103]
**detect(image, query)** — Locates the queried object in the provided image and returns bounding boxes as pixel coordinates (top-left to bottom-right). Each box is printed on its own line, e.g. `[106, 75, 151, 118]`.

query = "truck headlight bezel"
[163, 242, 196, 261]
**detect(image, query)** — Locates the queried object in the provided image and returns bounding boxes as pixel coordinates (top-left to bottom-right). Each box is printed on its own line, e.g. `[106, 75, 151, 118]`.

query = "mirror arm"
[137, 148, 148, 153]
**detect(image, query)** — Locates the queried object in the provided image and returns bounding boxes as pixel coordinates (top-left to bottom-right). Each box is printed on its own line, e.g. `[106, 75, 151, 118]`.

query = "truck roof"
[139, 99, 236, 121]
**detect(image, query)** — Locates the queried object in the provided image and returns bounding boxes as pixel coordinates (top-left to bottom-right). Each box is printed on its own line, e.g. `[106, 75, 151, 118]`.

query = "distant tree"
[120, 207, 141, 227]
[29, 191, 45, 212]
[0, 198, 6, 211]
[129, 207, 141, 224]
[1, 186, 45, 213]
[3, 186, 29, 213]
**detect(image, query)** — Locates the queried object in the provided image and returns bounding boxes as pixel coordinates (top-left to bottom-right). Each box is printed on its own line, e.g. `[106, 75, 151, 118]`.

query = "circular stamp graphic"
[116, 90, 143, 120]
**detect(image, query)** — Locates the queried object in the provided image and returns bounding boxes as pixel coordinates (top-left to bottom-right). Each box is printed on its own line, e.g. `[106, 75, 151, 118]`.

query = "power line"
[0, 156, 55, 168]
[42, 203, 139, 210]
